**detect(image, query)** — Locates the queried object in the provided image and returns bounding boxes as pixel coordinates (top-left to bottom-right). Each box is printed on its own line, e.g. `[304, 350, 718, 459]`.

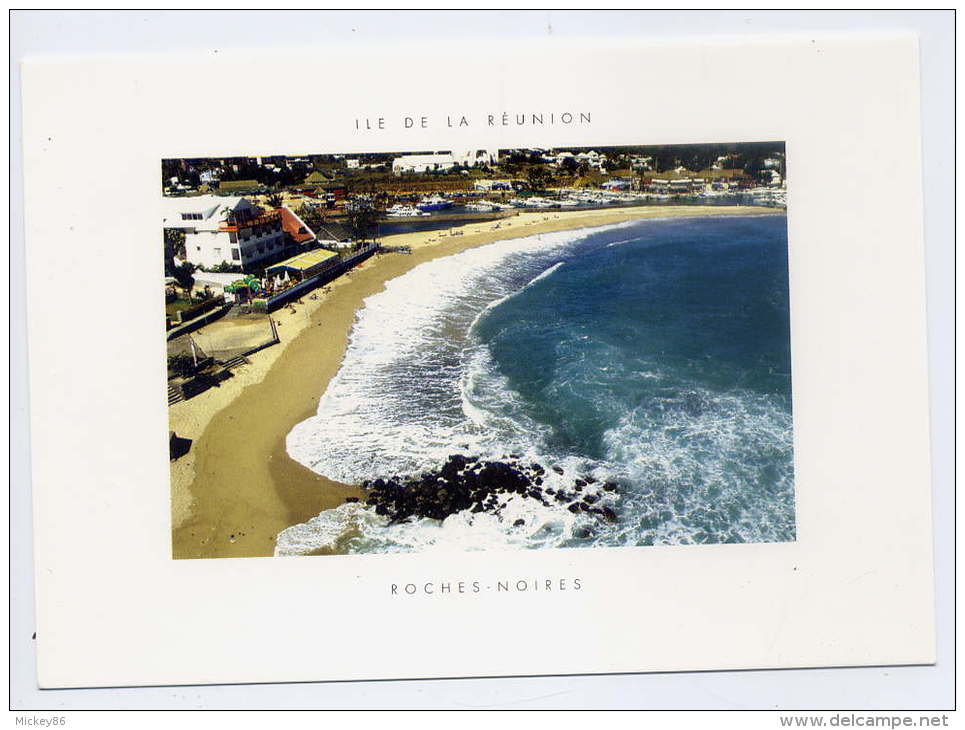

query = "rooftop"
[266, 248, 339, 275]
[161, 194, 253, 231]
[278, 207, 316, 245]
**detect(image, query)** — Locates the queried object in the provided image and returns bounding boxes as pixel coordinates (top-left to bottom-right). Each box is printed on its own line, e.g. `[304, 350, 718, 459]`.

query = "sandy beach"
[169, 205, 782, 559]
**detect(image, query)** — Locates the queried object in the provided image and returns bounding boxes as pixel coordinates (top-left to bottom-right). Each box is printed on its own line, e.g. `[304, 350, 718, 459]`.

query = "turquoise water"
[283, 215, 795, 553]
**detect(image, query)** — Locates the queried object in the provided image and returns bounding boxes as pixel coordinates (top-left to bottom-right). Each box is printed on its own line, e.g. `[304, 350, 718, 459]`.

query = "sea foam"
[279, 215, 795, 555]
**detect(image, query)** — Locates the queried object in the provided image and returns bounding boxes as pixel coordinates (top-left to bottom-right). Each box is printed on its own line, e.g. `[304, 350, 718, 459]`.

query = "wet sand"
[169, 205, 782, 559]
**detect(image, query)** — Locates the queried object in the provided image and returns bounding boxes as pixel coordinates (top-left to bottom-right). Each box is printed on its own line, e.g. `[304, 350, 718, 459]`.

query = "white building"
[392, 149, 499, 174]
[473, 179, 514, 191]
[345, 158, 360, 169]
[630, 156, 653, 171]
[161, 195, 286, 271]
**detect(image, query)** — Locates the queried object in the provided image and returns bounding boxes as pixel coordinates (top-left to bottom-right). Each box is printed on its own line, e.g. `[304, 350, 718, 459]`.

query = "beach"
[169, 205, 783, 559]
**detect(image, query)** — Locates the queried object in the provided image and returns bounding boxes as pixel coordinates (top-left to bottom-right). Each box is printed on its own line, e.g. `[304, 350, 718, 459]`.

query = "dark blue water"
[470, 215, 795, 545]
[475, 216, 792, 459]
[287, 214, 795, 552]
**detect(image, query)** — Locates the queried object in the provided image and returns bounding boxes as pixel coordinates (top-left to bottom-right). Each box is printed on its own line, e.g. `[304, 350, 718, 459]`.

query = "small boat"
[416, 195, 454, 212]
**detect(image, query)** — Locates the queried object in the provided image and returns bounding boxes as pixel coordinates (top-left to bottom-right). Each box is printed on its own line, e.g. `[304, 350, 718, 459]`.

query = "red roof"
[278, 207, 316, 245]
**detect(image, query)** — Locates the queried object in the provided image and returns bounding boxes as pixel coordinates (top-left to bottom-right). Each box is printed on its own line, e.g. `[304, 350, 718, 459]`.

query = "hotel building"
[162, 195, 286, 271]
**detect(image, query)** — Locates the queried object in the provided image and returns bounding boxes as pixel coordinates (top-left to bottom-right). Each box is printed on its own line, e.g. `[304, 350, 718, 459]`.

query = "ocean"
[278, 214, 795, 555]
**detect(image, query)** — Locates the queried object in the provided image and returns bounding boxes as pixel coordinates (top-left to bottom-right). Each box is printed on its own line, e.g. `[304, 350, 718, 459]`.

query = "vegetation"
[167, 353, 197, 378]
[345, 197, 382, 244]
[163, 229, 186, 275]
[526, 165, 552, 192]
[209, 261, 242, 274]
[171, 261, 196, 292]
[295, 202, 329, 235]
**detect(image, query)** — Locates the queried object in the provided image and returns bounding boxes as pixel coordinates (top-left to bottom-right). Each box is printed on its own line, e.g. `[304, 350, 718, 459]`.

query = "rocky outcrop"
[349, 454, 620, 526]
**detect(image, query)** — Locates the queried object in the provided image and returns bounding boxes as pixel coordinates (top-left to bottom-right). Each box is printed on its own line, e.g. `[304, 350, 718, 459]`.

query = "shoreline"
[169, 205, 783, 559]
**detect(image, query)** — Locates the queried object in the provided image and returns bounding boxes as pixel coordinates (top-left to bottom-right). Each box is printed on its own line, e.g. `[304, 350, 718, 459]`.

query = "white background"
[10, 10, 954, 709]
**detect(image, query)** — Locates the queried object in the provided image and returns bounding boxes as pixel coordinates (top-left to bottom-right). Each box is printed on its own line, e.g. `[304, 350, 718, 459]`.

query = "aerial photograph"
[162, 142, 793, 559]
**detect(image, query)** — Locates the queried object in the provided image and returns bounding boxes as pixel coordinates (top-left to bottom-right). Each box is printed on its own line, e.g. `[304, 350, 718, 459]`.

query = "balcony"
[219, 210, 281, 232]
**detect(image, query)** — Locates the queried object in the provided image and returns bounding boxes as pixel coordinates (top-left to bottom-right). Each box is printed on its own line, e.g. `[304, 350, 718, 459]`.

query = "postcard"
[163, 143, 792, 560]
[21, 33, 934, 688]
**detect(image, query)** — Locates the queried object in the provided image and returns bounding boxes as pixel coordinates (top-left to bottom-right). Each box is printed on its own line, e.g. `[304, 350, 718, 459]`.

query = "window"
[213, 248, 221, 257]
[232, 249, 240, 261]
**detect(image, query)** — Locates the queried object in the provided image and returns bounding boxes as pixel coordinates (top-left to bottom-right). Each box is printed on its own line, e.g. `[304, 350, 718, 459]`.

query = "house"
[313, 221, 356, 249]
[345, 158, 360, 169]
[277, 206, 317, 247]
[392, 153, 457, 174]
[265, 248, 341, 289]
[697, 168, 750, 190]
[762, 169, 783, 186]
[304, 170, 329, 186]
[473, 179, 513, 191]
[630, 156, 653, 171]
[162, 195, 286, 271]
[647, 170, 701, 193]
[392, 149, 498, 175]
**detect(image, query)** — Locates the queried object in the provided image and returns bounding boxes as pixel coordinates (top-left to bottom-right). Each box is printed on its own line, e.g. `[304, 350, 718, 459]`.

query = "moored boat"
[416, 195, 455, 212]
[385, 204, 427, 217]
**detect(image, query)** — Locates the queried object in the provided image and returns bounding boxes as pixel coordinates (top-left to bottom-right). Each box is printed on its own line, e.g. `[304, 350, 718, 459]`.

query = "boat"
[416, 195, 454, 212]
[465, 200, 510, 212]
[385, 204, 427, 217]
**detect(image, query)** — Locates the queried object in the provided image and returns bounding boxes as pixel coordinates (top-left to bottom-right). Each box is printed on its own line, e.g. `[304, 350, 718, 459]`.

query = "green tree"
[172, 261, 196, 294]
[345, 197, 382, 244]
[526, 165, 551, 192]
[163, 228, 186, 275]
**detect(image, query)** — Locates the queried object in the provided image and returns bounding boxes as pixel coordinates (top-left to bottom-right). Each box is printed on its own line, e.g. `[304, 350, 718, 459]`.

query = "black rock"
[513, 519, 525, 527]
[359, 454, 621, 527]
